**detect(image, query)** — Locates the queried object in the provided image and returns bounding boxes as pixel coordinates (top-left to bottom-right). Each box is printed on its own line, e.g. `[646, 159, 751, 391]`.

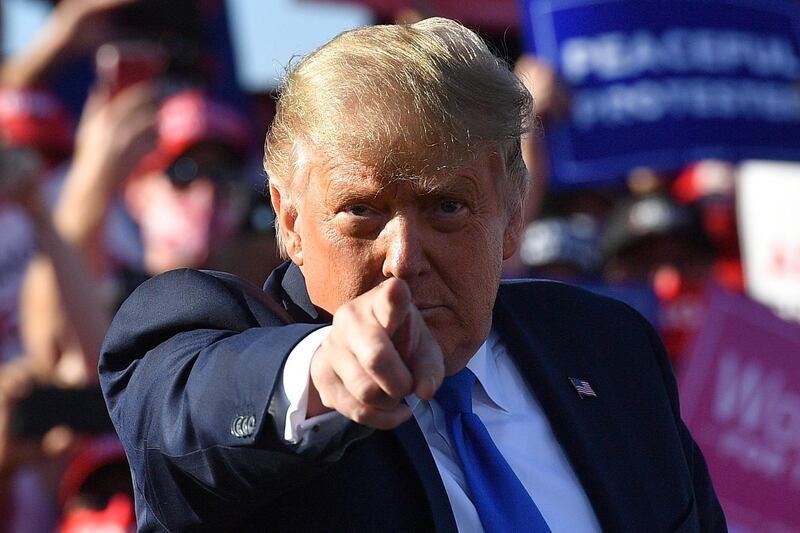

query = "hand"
[73, 82, 159, 186]
[0, 361, 38, 477]
[54, 81, 157, 263]
[52, 0, 140, 54]
[514, 54, 572, 124]
[0, 362, 80, 481]
[0, 0, 138, 88]
[308, 279, 445, 430]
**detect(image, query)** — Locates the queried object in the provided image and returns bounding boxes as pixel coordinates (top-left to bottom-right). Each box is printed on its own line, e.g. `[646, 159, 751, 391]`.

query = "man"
[99, 18, 726, 532]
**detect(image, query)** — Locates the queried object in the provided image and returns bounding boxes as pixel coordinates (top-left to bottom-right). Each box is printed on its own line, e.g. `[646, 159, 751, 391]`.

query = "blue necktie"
[435, 368, 551, 533]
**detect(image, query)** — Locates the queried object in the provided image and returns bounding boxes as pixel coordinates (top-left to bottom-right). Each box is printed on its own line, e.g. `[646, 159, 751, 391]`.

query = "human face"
[124, 145, 245, 275]
[274, 151, 521, 373]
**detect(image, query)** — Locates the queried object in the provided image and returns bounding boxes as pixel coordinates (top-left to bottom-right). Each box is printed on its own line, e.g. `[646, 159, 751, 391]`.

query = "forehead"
[307, 151, 501, 199]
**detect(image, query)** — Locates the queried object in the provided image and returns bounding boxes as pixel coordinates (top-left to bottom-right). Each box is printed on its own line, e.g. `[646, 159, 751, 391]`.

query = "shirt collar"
[406, 330, 510, 414]
[467, 331, 511, 413]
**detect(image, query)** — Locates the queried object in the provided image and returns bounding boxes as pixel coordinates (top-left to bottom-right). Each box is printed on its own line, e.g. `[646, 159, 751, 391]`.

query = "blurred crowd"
[511, 52, 744, 363]
[0, 1, 280, 531]
[0, 1, 773, 532]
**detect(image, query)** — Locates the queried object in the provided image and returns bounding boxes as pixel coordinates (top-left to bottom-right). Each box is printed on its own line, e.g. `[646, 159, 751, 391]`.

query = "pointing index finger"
[370, 278, 411, 336]
[406, 312, 445, 401]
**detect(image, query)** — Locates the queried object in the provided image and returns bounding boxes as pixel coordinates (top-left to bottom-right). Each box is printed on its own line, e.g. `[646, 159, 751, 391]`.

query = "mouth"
[416, 304, 449, 315]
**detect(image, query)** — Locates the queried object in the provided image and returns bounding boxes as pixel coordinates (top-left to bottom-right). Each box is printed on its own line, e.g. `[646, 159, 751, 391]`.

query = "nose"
[381, 214, 430, 280]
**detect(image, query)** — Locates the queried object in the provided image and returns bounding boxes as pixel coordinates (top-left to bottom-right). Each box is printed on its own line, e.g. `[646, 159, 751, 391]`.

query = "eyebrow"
[413, 172, 480, 199]
[323, 172, 384, 204]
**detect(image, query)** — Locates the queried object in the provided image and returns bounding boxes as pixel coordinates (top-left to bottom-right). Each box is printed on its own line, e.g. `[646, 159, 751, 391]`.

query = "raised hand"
[514, 53, 572, 124]
[55, 81, 158, 252]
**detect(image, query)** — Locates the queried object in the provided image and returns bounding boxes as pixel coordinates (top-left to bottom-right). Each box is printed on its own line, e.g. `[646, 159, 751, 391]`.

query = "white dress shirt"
[274, 327, 602, 532]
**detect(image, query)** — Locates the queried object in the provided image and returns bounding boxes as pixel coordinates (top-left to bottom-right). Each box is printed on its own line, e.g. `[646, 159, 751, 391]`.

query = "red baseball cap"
[672, 160, 735, 205]
[0, 87, 73, 165]
[136, 89, 250, 177]
[58, 434, 129, 509]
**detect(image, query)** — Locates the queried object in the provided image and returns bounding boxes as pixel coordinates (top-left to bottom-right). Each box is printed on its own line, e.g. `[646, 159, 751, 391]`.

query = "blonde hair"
[264, 17, 533, 256]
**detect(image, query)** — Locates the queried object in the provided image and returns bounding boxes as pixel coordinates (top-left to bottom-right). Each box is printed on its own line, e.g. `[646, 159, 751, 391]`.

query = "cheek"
[428, 221, 505, 357]
[458, 225, 505, 306]
[443, 220, 506, 282]
[302, 226, 384, 312]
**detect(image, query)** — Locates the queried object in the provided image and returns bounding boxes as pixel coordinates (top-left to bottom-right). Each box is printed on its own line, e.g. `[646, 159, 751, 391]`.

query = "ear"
[502, 207, 523, 261]
[269, 183, 304, 266]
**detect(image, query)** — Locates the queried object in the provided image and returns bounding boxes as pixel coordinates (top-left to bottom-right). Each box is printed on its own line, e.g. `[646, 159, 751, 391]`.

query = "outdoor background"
[1, 1, 798, 531]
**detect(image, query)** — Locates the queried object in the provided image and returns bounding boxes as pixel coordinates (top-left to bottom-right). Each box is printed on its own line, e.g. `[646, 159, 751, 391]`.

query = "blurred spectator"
[15, 84, 256, 386]
[518, 214, 601, 280]
[1, 82, 260, 533]
[513, 53, 571, 225]
[1, 0, 210, 100]
[673, 159, 743, 293]
[19, 81, 158, 383]
[123, 88, 251, 277]
[601, 191, 715, 362]
[58, 435, 134, 533]
[504, 53, 572, 276]
[0, 87, 73, 166]
[0, 1, 268, 531]
[1, 0, 145, 89]
[601, 192, 712, 281]
[0, 87, 73, 366]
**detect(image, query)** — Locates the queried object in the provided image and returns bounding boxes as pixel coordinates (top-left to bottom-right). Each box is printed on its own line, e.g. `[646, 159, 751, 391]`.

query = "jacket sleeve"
[636, 311, 728, 533]
[98, 268, 365, 530]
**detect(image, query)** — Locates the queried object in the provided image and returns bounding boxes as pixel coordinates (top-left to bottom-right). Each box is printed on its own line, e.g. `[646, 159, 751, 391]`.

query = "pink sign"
[679, 287, 800, 533]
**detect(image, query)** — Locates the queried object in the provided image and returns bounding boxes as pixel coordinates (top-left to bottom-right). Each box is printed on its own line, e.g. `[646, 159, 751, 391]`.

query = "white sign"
[737, 160, 800, 321]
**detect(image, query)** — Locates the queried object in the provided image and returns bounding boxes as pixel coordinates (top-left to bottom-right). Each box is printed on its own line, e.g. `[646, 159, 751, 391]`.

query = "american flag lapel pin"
[569, 377, 598, 399]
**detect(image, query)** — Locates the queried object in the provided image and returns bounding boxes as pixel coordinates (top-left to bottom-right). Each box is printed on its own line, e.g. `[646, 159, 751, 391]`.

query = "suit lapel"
[492, 284, 653, 533]
[393, 421, 458, 533]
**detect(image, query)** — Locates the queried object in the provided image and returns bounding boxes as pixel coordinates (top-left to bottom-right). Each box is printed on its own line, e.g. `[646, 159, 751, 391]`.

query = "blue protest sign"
[521, 0, 800, 188]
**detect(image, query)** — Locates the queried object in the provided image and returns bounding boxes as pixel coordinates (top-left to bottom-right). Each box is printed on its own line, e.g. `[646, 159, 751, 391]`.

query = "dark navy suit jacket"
[99, 263, 726, 532]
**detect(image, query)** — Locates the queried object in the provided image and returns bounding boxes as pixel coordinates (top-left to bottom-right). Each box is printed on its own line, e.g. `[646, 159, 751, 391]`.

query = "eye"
[336, 202, 384, 238]
[438, 200, 466, 214]
[346, 204, 372, 217]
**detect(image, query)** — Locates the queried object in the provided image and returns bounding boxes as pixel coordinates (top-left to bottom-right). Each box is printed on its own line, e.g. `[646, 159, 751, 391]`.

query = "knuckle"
[362, 347, 394, 375]
[315, 337, 336, 359]
[352, 378, 383, 404]
[349, 405, 371, 425]
[332, 304, 357, 327]
[309, 352, 333, 381]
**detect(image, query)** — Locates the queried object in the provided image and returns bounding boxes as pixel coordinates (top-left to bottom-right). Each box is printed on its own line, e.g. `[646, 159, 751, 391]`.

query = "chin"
[431, 329, 482, 375]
